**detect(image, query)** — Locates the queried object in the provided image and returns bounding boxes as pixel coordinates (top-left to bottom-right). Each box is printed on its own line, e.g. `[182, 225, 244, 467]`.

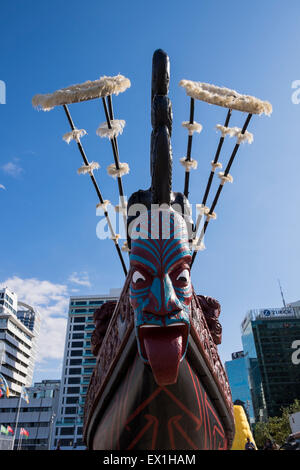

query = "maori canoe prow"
[83, 50, 236, 450]
[33, 47, 271, 451]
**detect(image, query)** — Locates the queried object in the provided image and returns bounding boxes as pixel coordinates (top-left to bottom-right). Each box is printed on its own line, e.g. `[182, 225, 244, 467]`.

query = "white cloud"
[2, 161, 23, 177]
[68, 271, 91, 287]
[0, 276, 70, 362]
[0, 184, 5, 190]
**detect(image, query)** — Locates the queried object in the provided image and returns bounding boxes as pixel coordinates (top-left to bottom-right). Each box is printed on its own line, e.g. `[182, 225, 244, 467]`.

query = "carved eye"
[176, 269, 190, 283]
[132, 271, 146, 284]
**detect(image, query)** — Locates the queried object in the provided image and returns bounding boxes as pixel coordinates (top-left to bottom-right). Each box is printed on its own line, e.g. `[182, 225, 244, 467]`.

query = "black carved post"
[150, 49, 173, 205]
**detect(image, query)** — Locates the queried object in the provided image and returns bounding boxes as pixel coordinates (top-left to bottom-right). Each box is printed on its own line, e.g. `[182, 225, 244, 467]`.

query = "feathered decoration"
[121, 241, 130, 252]
[181, 121, 203, 136]
[196, 204, 210, 216]
[111, 234, 121, 242]
[77, 161, 100, 175]
[114, 201, 128, 214]
[63, 129, 87, 144]
[32, 75, 131, 111]
[180, 80, 272, 116]
[211, 161, 223, 172]
[218, 172, 233, 185]
[179, 157, 198, 172]
[96, 200, 110, 211]
[191, 238, 206, 251]
[216, 125, 253, 144]
[96, 120, 126, 139]
[206, 211, 217, 220]
[107, 162, 130, 178]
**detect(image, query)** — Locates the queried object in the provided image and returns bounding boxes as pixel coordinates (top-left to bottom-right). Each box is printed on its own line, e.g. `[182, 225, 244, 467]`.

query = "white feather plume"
[216, 125, 253, 144]
[111, 233, 121, 242]
[182, 121, 203, 136]
[211, 161, 223, 171]
[77, 161, 100, 175]
[121, 241, 130, 252]
[191, 238, 206, 251]
[63, 129, 87, 144]
[218, 172, 233, 185]
[96, 200, 110, 211]
[179, 157, 198, 172]
[107, 162, 130, 178]
[196, 204, 210, 215]
[180, 80, 272, 115]
[114, 201, 128, 214]
[206, 211, 217, 220]
[32, 75, 131, 111]
[96, 119, 126, 139]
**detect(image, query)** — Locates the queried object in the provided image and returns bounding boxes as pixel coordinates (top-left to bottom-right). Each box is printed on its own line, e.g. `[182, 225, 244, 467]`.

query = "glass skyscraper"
[0, 287, 40, 395]
[53, 289, 121, 450]
[225, 351, 255, 424]
[241, 306, 300, 421]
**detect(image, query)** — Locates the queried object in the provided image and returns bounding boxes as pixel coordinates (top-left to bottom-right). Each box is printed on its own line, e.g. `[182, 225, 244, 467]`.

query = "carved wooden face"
[129, 209, 192, 386]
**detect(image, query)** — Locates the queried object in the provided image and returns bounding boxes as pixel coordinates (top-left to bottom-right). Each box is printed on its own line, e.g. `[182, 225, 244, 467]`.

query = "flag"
[7, 426, 13, 434]
[20, 428, 29, 439]
[0, 425, 8, 435]
[21, 386, 29, 404]
[0, 374, 10, 398]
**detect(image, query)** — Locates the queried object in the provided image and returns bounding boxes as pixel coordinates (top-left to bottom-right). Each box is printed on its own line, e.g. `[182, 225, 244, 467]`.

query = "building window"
[68, 377, 80, 384]
[66, 387, 80, 394]
[60, 427, 75, 435]
[70, 359, 82, 366]
[70, 350, 83, 357]
[72, 333, 84, 340]
[73, 317, 85, 323]
[73, 325, 85, 331]
[65, 407, 77, 415]
[69, 368, 81, 375]
[66, 397, 79, 404]
[71, 341, 84, 348]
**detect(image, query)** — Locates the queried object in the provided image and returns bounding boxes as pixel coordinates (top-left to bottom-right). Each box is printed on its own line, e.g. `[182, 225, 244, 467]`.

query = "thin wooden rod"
[63, 104, 127, 276]
[101, 97, 124, 198]
[194, 109, 232, 237]
[106, 94, 128, 244]
[191, 113, 253, 267]
[202, 108, 232, 206]
[183, 98, 195, 198]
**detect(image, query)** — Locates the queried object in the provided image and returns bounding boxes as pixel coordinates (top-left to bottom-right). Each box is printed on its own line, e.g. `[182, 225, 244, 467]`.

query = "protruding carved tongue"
[143, 327, 183, 386]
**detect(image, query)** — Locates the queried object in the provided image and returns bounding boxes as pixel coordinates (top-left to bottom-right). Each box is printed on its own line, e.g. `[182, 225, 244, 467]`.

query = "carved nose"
[143, 275, 181, 317]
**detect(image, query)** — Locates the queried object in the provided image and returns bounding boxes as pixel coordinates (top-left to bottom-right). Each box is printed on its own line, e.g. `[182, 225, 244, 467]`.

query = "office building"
[53, 288, 121, 450]
[17, 302, 41, 388]
[225, 351, 255, 424]
[0, 379, 60, 450]
[241, 305, 300, 421]
[0, 287, 40, 396]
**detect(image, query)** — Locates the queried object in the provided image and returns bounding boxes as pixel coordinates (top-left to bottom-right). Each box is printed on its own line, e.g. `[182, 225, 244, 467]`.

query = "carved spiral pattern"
[83, 278, 233, 441]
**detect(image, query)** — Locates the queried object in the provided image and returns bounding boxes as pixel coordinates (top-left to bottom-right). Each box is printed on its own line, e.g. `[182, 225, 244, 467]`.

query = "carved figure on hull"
[129, 208, 192, 385]
[32, 47, 272, 450]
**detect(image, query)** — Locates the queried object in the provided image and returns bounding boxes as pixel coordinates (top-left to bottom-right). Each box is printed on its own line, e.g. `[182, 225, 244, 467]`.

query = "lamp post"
[0, 343, 4, 366]
[73, 398, 79, 449]
[48, 412, 56, 450]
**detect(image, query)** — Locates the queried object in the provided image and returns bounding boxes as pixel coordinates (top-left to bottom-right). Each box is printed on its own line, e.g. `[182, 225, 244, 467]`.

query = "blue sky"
[0, 0, 300, 383]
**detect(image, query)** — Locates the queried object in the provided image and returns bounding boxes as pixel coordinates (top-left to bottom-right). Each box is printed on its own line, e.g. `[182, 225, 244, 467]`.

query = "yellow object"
[231, 405, 257, 450]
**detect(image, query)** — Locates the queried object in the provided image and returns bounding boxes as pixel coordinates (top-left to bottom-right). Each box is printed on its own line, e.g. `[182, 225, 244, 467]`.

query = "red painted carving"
[83, 277, 234, 444]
